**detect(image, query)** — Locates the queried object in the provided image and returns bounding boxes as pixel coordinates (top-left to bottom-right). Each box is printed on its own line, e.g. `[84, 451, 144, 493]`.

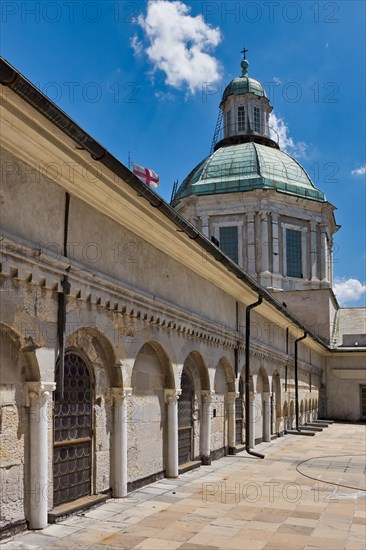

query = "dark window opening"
[286, 229, 302, 278]
[219, 226, 239, 264]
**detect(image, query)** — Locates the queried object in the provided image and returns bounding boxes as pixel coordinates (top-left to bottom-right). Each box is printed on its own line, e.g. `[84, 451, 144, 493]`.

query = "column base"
[228, 446, 237, 455]
[201, 455, 211, 466]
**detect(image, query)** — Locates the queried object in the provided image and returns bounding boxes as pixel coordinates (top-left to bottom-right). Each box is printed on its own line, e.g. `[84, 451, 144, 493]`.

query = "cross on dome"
[240, 47, 249, 76]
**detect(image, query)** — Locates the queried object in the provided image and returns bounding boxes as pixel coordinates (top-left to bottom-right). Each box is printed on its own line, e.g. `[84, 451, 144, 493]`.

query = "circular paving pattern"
[296, 454, 366, 491]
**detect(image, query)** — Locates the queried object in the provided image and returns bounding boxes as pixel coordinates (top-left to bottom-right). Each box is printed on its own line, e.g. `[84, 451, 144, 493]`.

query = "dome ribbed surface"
[221, 76, 267, 103]
[175, 143, 325, 202]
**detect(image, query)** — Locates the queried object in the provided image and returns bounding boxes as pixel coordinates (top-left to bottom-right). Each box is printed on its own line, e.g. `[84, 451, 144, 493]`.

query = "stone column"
[247, 213, 256, 275]
[164, 389, 181, 478]
[260, 212, 269, 273]
[249, 392, 256, 448]
[111, 387, 132, 498]
[263, 392, 271, 442]
[271, 213, 282, 288]
[26, 382, 55, 530]
[201, 216, 209, 238]
[320, 224, 329, 285]
[271, 394, 276, 435]
[227, 392, 238, 455]
[310, 221, 319, 282]
[200, 391, 214, 465]
[259, 212, 271, 286]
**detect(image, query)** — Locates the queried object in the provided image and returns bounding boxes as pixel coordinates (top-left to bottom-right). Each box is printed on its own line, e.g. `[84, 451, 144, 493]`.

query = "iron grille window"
[226, 109, 231, 136]
[286, 229, 302, 278]
[219, 226, 238, 264]
[361, 386, 366, 418]
[254, 106, 261, 132]
[238, 106, 245, 132]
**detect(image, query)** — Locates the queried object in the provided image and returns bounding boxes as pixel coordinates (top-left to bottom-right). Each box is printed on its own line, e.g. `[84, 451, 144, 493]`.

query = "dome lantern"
[216, 50, 277, 151]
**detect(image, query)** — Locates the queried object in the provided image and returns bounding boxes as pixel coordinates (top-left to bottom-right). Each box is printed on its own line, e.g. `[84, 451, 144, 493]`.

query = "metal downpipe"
[245, 296, 265, 459]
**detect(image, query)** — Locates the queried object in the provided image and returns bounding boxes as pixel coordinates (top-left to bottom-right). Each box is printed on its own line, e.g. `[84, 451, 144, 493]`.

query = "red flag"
[132, 163, 160, 188]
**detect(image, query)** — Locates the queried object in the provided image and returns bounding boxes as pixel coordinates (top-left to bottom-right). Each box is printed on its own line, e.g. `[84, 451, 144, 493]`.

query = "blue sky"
[1, 0, 365, 305]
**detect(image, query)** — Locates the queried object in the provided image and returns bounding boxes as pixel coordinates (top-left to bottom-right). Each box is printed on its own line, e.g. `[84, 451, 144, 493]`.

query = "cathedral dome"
[174, 142, 325, 203]
[221, 76, 267, 104]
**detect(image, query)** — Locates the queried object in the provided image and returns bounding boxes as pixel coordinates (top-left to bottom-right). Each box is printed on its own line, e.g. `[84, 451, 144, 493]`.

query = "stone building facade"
[0, 56, 365, 537]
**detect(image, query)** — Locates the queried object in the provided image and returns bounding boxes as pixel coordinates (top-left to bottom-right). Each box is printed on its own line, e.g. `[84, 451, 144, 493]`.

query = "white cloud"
[130, 35, 143, 56]
[155, 90, 176, 101]
[333, 277, 366, 306]
[269, 112, 307, 159]
[273, 76, 282, 85]
[134, 0, 221, 94]
[351, 164, 366, 176]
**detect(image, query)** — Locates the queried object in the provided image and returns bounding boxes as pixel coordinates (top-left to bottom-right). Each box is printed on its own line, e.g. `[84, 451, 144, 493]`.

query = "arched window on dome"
[238, 106, 245, 132]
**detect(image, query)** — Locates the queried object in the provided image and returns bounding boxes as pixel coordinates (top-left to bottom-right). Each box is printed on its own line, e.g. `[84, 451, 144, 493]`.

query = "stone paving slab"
[2, 423, 366, 549]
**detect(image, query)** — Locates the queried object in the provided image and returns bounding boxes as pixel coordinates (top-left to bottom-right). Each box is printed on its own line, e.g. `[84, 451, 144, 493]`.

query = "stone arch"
[0, 325, 41, 531]
[216, 357, 236, 392]
[66, 326, 121, 387]
[182, 350, 210, 391]
[129, 341, 174, 485]
[0, 322, 40, 381]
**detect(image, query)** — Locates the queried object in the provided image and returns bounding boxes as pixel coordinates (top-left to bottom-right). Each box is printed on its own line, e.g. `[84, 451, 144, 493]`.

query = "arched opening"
[130, 341, 174, 485]
[178, 368, 194, 465]
[53, 351, 93, 507]
[235, 376, 244, 445]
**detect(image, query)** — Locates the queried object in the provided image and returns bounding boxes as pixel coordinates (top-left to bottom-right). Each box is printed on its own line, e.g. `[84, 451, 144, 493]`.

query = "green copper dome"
[174, 143, 325, 202]
[221, 76, 267, 103]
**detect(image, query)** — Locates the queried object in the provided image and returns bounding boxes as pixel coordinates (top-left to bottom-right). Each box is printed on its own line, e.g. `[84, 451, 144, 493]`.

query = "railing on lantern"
[211, 121, 280, 151]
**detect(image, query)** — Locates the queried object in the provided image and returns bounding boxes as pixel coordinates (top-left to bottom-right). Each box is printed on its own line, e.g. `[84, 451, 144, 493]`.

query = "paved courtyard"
[2, 423, 365, 550]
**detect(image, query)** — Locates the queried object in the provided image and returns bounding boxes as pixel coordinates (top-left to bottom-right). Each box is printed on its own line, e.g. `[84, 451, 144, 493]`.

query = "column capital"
[201, 390, 215, 403]
[25, 382, 56, 406]
[165, 389, 181, 405]
[310, 220, 318, 231]
[250, 391, 257, 401]
[227, 391, 239, 403]
[263, 391, 272, 402]
[271, 212, 279, 223]
[259, 211, 268, 220]
[111, 387, 132, 403]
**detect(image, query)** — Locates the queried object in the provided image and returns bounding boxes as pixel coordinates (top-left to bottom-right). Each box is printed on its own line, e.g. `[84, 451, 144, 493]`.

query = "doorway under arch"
[178, 368, 194, 465]
[53, 351, 93, 507]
